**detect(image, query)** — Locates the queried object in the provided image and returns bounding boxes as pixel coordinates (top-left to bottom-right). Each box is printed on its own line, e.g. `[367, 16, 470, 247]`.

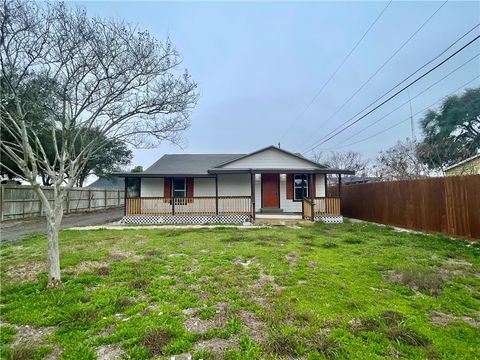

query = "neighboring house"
[445, 154, 480, 176]
[87, 176, 125, 189]
[116, 145, 353, 224]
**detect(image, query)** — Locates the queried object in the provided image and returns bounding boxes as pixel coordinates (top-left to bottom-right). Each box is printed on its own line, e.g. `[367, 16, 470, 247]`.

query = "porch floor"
[255, 214, 302, 220]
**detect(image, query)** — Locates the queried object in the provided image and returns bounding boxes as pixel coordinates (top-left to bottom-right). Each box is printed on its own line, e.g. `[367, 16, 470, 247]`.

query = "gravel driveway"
[0, 208, 123, 243]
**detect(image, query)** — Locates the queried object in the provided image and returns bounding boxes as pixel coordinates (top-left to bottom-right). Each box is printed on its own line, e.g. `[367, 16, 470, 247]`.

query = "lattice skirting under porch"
[314, 215, 344, 223]
[121, 214, 251, 225]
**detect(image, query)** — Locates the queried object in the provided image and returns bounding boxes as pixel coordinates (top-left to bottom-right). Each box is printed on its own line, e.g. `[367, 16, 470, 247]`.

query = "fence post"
[311, 200, 315, 222]
[22, 188, 26, 218]
[66, 190, 70, 214]
[104, 189, 107, 209]
[88, 189, 92, 211]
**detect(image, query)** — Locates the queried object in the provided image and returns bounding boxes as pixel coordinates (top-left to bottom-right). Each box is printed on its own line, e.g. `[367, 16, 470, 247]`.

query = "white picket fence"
[0, 185, 124, 221]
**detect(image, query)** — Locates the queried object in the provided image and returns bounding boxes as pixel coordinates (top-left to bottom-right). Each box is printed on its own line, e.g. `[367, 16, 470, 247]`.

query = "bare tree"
[312, 150, 369, 176]
[0, 1, 198, 286]
[375, 138, 432, 180]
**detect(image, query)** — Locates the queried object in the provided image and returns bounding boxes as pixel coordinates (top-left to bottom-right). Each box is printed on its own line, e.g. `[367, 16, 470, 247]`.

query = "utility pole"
[408, 90, 415, 140]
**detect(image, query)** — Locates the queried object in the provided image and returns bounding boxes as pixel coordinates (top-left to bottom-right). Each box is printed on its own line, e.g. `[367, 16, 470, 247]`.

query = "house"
[445, 153, 480, 176]
[115, 146, 354, 224]
[87, 176, 124, 189]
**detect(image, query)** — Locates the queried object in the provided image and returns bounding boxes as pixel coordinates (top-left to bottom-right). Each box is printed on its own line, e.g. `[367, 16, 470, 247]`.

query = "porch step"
[259, 208, 284, 214]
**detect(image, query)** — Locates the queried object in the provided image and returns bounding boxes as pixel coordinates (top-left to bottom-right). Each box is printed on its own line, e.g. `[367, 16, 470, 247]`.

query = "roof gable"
[215, 146, 325, 169]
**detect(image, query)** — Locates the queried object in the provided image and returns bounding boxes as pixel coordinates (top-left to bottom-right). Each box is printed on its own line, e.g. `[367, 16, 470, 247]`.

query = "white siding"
[194, 178, 215, 196]
[141, 178, 164, 197]
[221, 148, 316, 169]
[280, 175, 302, 212]
[218, 174, 250, 196]
[316, 174, 326, 197]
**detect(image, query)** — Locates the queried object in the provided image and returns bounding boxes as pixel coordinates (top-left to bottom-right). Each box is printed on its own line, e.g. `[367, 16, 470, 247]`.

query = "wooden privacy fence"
[337, 175, 480, 239]
[0, 185, 124, 221]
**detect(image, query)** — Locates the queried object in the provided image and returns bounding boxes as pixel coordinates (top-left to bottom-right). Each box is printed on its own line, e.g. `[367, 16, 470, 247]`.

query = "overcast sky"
[77, 1, 480, 170]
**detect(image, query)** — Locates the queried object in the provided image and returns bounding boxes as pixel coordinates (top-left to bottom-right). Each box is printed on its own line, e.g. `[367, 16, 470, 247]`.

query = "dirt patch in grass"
[140, 329, 173, 357]
[444, 258, 472, 267]
[1, 321, 60, 358]
[285, 252, 298, 267]
[110, 246, 142, 261]
[94, 344, 125, 360]
[429, 311, 480, 328]
[238, 310, 267, 344]
[194, 337, 237, 356]
[69, 260, 111, 275]
[233, 256, 255, 268]
[183, 302, 230, 334]
[5, 262, 45, 283]
[385, 269, 445, 296]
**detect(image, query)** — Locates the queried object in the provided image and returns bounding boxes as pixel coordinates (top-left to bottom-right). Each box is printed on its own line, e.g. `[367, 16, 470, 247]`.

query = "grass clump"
[266, 327, 304, 357]
[320, 241, 338, 249]
[388, 269, 445, 296]
[343, 236, 363, 244]
[308, 333, 340, 359]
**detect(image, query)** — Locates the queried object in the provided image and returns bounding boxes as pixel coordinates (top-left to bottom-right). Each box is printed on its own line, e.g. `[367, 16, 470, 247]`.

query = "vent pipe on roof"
[277, 142, 281, 149]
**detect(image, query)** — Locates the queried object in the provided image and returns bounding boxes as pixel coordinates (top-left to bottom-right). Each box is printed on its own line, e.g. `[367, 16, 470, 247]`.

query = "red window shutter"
[286, 174, 293, 199]
[310, 174, 316, 197]
[186, 178, 194, 202]
[164, 177, 171, 201]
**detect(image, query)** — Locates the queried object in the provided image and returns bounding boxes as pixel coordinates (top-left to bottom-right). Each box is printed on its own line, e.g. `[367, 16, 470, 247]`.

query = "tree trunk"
[45, 200, 63, 287]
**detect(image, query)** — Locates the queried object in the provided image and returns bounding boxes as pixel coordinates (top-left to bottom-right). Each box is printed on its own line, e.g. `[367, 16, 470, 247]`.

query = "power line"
[301, 22, 480, 152]
[298, 0, 449, 149]
[320, 75, 480, 151]
[301, 33, 480, 154]
[331, 53, 480, 147]
[278, 1, 392, 141]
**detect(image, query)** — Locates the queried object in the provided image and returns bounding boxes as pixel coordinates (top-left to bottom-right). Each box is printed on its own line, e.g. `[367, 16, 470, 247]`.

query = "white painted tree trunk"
[45, 201, 63, 287]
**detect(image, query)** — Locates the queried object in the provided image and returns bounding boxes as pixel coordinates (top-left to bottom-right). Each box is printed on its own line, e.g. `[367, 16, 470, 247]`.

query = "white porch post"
[250, 172, 255, 221]
[215, 175, 219, 216]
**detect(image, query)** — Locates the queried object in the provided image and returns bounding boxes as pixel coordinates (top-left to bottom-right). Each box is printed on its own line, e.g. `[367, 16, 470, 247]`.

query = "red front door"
[262, 174, 280, 208]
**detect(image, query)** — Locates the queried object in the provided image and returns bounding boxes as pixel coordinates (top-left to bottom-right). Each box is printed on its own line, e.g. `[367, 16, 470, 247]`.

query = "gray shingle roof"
[143, 154, 245, 175]
[87, 176, 124, 189]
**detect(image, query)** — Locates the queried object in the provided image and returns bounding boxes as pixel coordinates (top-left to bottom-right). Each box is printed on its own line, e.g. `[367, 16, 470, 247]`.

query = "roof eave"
[207, 168, 355, 175]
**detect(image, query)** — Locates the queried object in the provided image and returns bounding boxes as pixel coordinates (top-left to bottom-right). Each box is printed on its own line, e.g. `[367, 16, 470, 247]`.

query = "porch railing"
[126, 196, 251, 216]
[302, 197, 341, 219]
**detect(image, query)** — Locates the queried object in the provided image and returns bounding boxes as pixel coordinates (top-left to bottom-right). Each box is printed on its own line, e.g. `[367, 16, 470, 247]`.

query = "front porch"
[122, 194, 342, 224]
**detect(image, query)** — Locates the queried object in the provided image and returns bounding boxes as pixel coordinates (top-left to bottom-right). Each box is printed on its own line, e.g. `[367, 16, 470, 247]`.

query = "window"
[172, 178, 186, 198]
[294, 174, 308, 201]
[126, 177, 140, 198]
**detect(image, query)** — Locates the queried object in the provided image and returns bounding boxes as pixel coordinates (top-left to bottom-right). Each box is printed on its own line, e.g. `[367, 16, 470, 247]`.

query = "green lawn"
[1, 221, 479, 360]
